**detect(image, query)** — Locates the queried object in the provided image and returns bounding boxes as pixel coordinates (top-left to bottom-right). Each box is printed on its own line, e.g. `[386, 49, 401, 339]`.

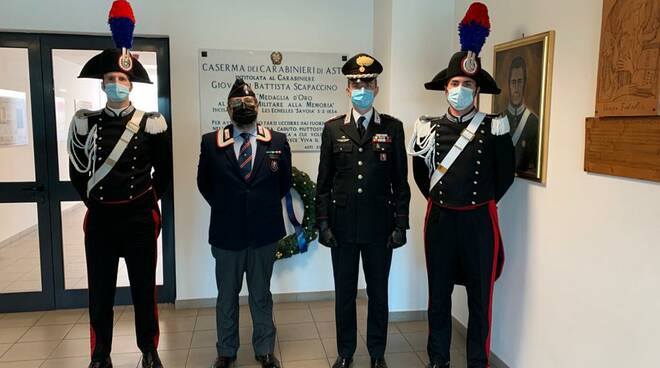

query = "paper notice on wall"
[0, 89, 28, 146]
[198, 49, 349, 151]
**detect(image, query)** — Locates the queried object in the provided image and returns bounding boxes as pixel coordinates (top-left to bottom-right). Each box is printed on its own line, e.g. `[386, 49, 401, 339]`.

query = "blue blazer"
[197, 124, 292, 250]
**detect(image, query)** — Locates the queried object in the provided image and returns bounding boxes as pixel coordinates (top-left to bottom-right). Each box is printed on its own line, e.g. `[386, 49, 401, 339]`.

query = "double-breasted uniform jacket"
[316, 110, 411, 246]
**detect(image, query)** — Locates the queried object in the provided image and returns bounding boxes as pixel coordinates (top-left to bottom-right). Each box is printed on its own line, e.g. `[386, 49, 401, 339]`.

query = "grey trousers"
[211, 243, 277, 357]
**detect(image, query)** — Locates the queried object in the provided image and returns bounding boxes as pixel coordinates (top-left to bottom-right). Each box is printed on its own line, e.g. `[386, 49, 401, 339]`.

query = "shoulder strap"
[429, 112, 486, 191]
[86, 110, 145, 196]
[511, 109, 531, 145]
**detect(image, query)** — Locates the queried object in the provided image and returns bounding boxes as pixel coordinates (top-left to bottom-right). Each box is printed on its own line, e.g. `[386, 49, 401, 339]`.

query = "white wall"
[450, 1, 660, 367]
[373, 0, 455, 311]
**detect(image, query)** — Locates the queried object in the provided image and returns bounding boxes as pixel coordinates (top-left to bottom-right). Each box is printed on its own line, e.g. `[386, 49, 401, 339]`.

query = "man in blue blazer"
[197, 78, 292, 368]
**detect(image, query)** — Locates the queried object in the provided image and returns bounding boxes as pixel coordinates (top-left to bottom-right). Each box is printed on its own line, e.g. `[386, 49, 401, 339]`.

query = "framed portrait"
[492, 31, 555, 183]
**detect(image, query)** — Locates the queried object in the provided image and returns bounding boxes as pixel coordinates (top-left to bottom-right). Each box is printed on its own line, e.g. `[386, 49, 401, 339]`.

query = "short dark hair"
[508, 56, 527, 84]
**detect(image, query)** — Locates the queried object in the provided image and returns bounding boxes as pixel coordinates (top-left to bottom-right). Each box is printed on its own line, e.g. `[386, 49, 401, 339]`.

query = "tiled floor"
[0, 299, 467, 367]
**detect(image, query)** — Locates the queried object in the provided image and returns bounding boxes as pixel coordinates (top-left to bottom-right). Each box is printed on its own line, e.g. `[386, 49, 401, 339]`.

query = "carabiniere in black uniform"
[67, 38, 171, 368]
[316, 53, 411, 368]
[408, 5, 516, 366]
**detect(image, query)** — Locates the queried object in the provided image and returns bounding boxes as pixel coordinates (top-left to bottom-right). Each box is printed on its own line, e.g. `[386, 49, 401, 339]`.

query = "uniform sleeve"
[412, 154, 430, 199]
[69, 160, 89, 203]
[314, 124, 335, 225]
[149, 128, 173, 200]
[494, 133, 516, 202]
[391, 121, 411, 229]
[196, 136, 213, 204]
[279, 136, 293, 198]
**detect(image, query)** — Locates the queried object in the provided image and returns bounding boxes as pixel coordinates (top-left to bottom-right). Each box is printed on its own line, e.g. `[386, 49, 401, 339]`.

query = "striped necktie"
[239, 132, 253, 181]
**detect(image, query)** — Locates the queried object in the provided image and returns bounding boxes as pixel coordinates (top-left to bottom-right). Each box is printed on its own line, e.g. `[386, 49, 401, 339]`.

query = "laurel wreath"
[276, 167, 318, 260]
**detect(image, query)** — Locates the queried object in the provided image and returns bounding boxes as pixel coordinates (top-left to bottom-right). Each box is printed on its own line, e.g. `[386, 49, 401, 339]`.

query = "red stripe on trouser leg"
[90, 326, 97, 356]
[485, 200, 502, 366]
[423, 198, 433, 338]
[151, 209, 161, 349]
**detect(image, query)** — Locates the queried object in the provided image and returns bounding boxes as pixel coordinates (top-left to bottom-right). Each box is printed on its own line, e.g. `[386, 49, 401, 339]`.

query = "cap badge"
[356, 55, 374, 73]
[118, 49, 133, 72]
[461, 51, 478, 76]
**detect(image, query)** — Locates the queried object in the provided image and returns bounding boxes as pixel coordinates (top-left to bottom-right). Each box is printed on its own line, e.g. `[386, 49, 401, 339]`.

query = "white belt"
[87, 110, 144, 196]
[511, 109, 531, 145]
[429, 112, 486, 191]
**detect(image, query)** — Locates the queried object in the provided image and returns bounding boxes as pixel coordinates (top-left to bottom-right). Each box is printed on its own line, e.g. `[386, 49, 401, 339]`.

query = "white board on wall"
[198, 49, 350, 151]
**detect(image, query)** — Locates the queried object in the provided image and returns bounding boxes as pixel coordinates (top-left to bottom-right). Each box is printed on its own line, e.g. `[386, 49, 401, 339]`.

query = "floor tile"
[276, 322, 319, 341]
[158, 317, 196, 333]
[0, 340, 60, 361]
[0, 361, 44, 368]
[315, 321, 336, 339]
[384, 352, 425, 367]
[274, 309, 313, 325]
[279, 339, 325, 362]
[402, 331, 427, 352]
[158, 332, 193, 351]
[310, 307, 335, 322]
[18, 325, 73, 343]
[284, 358, 330, 368]
[385, 333, 413, 354]
[0, 327, 29, 344]
[35, 310, 85, 326]
[321, 337, 368, 357]
[49, 338, 89, 358]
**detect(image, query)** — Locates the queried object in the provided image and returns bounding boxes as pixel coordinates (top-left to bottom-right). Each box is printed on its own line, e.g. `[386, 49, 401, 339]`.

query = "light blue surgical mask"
[351, 88, 375, 110]
[104, 83, 130, 103]
[447, 86, 475, 111]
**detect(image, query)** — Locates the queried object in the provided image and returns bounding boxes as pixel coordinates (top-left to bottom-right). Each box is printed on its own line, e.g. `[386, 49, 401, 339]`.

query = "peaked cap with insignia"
[342, 53, 383, 82]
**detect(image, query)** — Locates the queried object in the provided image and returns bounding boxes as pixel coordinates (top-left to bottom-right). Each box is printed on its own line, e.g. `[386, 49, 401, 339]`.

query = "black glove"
[318, 221, 338, 248]
[386, 227, 407, 249]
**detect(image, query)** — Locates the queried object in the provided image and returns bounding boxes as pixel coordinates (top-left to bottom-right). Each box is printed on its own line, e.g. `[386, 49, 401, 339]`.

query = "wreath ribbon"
[285, 191, 309, 253]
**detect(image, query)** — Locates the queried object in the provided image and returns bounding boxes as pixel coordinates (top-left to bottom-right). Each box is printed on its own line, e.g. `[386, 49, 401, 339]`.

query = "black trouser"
[331, 242, 393, 359]
[84, 203, 161, 361]
[424, 201, 501, 368]
[211, 243, 278, 357]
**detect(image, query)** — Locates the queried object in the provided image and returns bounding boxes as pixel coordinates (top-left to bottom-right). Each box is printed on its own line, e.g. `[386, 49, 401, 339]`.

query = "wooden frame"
[492, 31, 555, 184]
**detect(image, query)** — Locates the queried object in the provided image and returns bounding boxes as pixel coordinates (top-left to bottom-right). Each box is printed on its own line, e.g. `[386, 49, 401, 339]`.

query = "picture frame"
[492, 31, 555, 183]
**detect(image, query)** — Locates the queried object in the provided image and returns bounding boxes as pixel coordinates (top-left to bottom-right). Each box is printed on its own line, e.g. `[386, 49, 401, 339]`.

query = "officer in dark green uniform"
[315, 53, 411, 368]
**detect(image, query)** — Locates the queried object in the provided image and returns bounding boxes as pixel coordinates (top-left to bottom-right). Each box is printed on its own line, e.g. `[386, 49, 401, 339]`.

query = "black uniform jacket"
[316, 110, 411, 246]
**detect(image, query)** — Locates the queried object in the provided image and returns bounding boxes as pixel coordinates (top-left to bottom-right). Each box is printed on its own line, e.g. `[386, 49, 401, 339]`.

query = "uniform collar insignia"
[508, 104, 526, 116]
[216, 125, 235, 148]
[104, 104, 136, 118]
[256, 124, 272, 142]
[344, 109, 382, 125]
[445, 107, 477, 123]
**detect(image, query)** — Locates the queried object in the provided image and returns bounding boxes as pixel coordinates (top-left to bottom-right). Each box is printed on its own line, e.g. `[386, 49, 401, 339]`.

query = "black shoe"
[88, 357, 112, 368]
[211, 356, 236, 368]
[427, 362, 450, 368]
[141, 351, 163, 368]
[371, 357, 388, 368]
[255, 353, 281, 368]
[332, 356, 353, 368]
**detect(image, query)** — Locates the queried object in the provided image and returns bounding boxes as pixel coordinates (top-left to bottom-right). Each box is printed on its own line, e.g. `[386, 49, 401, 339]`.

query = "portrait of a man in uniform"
[492, 31, 555, 182]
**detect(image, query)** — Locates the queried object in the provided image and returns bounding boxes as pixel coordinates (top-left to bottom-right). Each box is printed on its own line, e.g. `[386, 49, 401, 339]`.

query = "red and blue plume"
[458, 2, 491, 56]
[108, 0, 136, 50]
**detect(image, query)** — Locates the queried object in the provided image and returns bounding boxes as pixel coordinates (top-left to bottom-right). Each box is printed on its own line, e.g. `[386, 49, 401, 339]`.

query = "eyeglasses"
[228, 97, 258, 109]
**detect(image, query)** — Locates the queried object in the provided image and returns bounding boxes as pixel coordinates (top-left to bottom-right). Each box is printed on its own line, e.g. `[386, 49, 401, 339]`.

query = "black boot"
[255, 353, 281, 368]
[88, 357, 112, 368]
[332, 356, 353, 368]
[371, 357, 388, 368]
[141, 350, 163, 368]
[427, 362, 450, 368]
[211, 356, 236, 368]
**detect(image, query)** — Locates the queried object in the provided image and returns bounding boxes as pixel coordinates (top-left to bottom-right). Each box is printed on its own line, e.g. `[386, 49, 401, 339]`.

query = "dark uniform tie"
[239, 132, 253, 181]
[357, 116, 366, 138]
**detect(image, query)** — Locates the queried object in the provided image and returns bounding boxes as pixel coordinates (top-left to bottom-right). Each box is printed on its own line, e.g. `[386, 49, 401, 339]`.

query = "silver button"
[474, 181, 478, 184]
[358, 161, 363, 166]
[133, 157, 137, 160]
[332, 200, 336, 203]
[440, 200, 444, 204]
[439, 181, 443, 185]
[439, 191, 443, 195]
[98, 127, 103, 131]
[478, 150, 482, 154]
[473, 192, 477, 195]
[99, 186, 103, 190]
[131, 166, 135, 170]
[97, 147, 102, 150]
[480, 130, 485, 133]
[477, 161, 481, 165]
[357, 188, 363, 194]
[130, 185, 134, 189]
[131, 176, 135, 180]
[475, 171, 479, 175]
[479, 139, 483, 143]
[98, 137, 102, 140]
[134, 146, 138, 150]
[129, 195, 133, 199]
[358, 147, 364, 152]
[358, 174, 363, 180]
[98, 157, 102, 161]
[471, 201, 476, 205]
[100, 197, 104, 200]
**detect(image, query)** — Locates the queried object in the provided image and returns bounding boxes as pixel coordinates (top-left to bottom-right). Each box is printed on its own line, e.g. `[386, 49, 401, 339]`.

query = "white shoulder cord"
[406, 116, 438, 177]
[67, 120, 98, 174]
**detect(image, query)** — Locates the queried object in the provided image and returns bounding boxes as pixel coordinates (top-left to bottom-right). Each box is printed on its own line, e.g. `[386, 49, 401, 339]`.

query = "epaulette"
[144, 112, 168, 134]
[379, 113, 403, 123]
[325, 114, 346, 124]
[490, 114, 510, 136]
[72, 109, 102, 135]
